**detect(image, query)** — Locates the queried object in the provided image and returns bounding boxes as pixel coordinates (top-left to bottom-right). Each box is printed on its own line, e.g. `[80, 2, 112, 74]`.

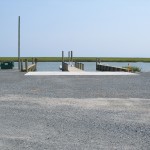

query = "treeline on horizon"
[0, 57, 150, 62]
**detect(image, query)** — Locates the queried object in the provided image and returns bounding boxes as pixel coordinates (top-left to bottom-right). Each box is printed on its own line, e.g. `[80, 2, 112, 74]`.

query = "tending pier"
[61, 51, 84, 72]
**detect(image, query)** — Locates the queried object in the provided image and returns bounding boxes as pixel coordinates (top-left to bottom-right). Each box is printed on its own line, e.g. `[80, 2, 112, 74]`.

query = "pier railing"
[75, 62, 84, 70]
[62, 62, 84, 72]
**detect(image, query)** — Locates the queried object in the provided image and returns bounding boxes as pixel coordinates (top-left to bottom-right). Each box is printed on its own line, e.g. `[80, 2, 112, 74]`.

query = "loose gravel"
[0, 70, 150, 150]
[0, 70, 150, 99]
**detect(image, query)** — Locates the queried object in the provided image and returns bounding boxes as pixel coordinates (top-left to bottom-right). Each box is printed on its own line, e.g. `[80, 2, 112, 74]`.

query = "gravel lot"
[0, 70, 150, 99]
[0, 70, 150, 149]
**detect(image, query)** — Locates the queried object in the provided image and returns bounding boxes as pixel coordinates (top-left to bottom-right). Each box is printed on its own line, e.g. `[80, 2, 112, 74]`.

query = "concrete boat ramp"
[25, 71, 137, 76]
[25, 65, 138, 76]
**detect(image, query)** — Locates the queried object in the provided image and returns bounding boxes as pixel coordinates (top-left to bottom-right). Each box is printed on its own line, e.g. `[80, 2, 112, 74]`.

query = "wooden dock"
[62, 62, 84, 72]
[61, 51, 84, 72]
[74, 62, 84, 70]
[68, 66, 83, 72]
[96, 63, 128, 72]
[96, 58, 130, 72]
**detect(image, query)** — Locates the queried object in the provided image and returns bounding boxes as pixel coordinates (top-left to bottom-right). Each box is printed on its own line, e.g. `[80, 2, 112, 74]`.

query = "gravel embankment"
[0, 70, 150, 150]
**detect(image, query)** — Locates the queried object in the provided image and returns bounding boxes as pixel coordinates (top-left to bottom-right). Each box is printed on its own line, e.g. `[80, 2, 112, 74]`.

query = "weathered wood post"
[99, 64, 101, 71]
[68, 51, 70, 64]
[128, 63, 131, 72]
[62, 51, 64, 71]
[96, 58, 98, 70]
[99, 58, 101, 63]
[75, 62, 77, 67]
[71, 51, 73, 62]
[25, 59, 28, 72]
[18, 16, 21, 70]
[77, 62, 79, 69]
[35, 58, 37, 71]
[80, 63, 82, 70]
[80, 63, 82, 69]
[32, 58, 34, 64]
[82, 64, 84, 70]
[21, 59, 23, 71]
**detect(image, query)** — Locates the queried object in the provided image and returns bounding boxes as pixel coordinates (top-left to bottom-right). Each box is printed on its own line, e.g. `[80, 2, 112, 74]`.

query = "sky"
[0, 0, 150, 57]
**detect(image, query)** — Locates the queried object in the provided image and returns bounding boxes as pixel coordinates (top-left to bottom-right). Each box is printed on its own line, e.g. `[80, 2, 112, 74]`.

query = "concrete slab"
[25, 71, 138, 76]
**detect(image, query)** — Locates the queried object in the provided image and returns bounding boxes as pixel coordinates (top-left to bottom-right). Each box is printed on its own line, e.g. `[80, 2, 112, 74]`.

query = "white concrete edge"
[25, 71, 138, 76]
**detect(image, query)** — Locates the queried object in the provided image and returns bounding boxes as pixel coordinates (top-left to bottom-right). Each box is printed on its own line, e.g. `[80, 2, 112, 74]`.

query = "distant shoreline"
[0, 57, 150, 62]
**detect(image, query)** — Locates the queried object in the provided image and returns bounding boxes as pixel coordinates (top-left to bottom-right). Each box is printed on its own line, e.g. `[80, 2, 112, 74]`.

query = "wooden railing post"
[81, 63, 84, 70]
[62, 51, 64, 71]
[35, 58, 37, 71]
[75, 62, 77, 68]
[21, 59, 23, 71]
[77, 63, 79, 69]
[25, 59, 28, 72]
[71, 51, 73, 62]
[96, 58, 98, 70]
[80, 63, 82, 70]
[32, 58, 34, 64]
[68, 51, 70, 63]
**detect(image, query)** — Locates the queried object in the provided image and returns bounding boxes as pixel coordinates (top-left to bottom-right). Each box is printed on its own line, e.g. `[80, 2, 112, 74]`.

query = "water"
[13, 62, 150, 72]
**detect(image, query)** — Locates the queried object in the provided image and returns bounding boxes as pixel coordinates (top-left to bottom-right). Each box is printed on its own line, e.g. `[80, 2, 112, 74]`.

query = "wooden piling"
[71, 51, 73, 62]
[75, 62, 77, 68]
[35, 58, 37, 71]
[82, 64, 84, 70]
[25, 59, 28, 72]
[62, 51, 64, 71]
[62, 51, 64, 70]
[80, 63, 82, 70]
[96, 58, 98, 70]
[68, 51, 70, 63]
[21, 59, 23, 71]
[32, 58, 34, 64]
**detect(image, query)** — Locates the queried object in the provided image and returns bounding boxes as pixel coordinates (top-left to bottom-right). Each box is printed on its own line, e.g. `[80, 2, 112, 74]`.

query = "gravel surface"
[0, 70, 150, 150]
[0, 70, 150, 99]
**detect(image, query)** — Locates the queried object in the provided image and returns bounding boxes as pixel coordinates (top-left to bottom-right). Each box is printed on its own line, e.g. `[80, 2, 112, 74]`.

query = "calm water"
[14, 62, 150, 72]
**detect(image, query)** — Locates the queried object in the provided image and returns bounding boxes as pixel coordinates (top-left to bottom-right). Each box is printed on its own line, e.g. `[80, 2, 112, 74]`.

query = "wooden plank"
[28, 64, 36, 72]
[68, 66, 83, 72]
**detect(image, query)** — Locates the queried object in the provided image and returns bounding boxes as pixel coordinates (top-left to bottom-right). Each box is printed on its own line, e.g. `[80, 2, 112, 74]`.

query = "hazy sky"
[0, 0, 150, 57]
